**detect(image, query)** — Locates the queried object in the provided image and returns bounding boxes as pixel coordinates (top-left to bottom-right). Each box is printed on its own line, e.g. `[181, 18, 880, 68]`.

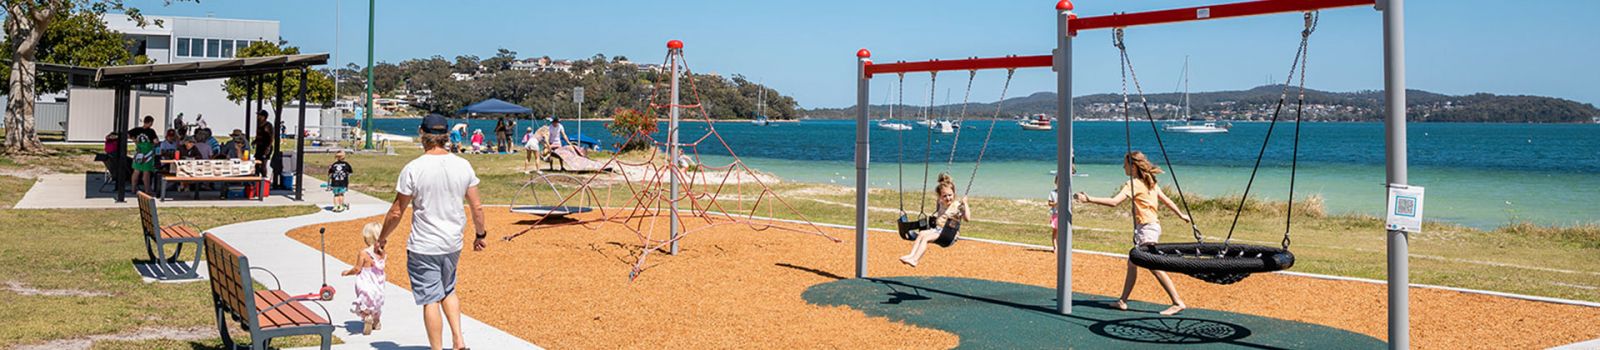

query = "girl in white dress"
[342, 223, 388, 334]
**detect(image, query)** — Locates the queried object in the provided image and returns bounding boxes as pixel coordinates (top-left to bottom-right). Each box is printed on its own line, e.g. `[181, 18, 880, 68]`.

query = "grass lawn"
[0, 147, 327, 348]
[310, 143, 1600, 303]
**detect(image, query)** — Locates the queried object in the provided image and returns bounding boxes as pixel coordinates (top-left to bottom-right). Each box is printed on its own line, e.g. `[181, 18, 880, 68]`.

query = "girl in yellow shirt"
[1075, 151, 1192, 315]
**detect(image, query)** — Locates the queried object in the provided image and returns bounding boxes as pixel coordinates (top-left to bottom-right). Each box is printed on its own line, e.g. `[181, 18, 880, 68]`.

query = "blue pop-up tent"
[456, 98, 532, 115]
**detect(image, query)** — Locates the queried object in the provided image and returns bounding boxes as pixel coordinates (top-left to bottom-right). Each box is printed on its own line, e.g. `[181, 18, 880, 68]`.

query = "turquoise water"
[358, 118, 1600, 229]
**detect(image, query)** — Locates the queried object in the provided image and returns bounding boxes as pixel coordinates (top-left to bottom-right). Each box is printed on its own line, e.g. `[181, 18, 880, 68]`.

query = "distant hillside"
[803, 85, 1600, 123]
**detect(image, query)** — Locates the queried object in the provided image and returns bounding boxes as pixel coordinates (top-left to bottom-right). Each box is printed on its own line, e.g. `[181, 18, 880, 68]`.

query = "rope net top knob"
[667, 39, 684, 49]
[856, 48, 871, 58]
[1056, 0, 1074, 11]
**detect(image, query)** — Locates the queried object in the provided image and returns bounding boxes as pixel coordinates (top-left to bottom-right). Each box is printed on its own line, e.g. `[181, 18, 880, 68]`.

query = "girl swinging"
[899, 173, 971, 267]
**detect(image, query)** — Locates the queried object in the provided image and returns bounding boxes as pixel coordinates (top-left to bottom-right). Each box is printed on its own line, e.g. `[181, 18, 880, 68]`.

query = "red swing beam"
[860, 0, 1375, 78]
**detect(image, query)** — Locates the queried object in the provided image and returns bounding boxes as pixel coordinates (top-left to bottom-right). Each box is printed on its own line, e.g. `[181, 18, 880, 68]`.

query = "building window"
[221, 39, 235, 58]
[206, 39, 221, 58]
[190, 38, 205, 57]
[175, 38, 189, 57]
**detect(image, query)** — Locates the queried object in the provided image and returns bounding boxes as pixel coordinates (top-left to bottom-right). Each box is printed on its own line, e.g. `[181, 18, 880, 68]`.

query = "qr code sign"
[1395, 196, 1416, 217]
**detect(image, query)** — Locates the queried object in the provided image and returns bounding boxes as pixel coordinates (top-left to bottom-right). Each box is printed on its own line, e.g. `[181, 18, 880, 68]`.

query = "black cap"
[550, 116, 561, 123]
[421, 114, 450, 134]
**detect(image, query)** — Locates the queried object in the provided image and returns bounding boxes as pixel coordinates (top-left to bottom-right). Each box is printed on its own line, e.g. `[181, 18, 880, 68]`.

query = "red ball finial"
[667, 40, 684, 49]
[856, 48, 871, 58]
[1068, 13, 1078, 20]
[1056, 0, 1074, 11]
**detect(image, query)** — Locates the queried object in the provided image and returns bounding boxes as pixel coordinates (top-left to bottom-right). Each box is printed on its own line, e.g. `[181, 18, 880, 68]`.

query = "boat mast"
[1182, 55, 1190, 120]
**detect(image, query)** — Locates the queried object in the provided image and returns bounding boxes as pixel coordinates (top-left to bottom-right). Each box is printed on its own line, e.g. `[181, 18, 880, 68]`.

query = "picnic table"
[158, 159, 267, 201]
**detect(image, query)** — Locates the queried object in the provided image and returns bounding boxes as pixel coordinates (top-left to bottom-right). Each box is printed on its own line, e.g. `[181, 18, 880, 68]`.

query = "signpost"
[574, 86, 584, 147]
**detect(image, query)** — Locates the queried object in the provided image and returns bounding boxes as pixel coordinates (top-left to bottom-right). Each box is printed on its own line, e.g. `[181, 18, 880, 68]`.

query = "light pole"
[362, 0, 375, 150]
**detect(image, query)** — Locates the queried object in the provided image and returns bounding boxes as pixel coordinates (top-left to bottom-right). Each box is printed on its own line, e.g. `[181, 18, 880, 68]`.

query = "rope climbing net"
[502, 43, 839, 280]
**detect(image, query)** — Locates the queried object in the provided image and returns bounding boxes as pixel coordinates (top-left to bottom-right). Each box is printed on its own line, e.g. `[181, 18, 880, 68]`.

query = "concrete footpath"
[206, 188, 540, 350]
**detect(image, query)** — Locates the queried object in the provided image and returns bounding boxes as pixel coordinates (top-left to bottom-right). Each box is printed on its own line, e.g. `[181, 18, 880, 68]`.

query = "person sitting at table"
[192, 128, 217, 159]
[179, 137, 203, 160]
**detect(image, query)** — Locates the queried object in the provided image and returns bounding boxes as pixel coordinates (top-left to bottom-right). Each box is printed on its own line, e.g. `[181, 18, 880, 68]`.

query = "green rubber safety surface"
[802, 276, 1385, 349]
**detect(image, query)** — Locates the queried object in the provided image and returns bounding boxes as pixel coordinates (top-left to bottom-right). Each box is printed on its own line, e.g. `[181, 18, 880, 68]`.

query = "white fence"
[0, 98, 68, 132]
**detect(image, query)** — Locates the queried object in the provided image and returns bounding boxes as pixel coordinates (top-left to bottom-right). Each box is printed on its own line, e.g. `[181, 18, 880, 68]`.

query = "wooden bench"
[203, 233, 334, 349]
[137, 192, 205, 279]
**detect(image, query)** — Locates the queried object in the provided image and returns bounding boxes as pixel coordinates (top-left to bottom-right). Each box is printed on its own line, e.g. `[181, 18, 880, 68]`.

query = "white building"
[81, 14, 288, 140]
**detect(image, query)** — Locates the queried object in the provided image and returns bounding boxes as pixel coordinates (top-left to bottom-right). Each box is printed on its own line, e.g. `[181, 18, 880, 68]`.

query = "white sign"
[573, 87, 584, 104]
[1385, 184, 1425, 233]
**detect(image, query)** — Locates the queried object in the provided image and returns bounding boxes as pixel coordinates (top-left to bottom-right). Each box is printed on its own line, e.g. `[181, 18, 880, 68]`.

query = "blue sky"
[125, 0, 1599, 108]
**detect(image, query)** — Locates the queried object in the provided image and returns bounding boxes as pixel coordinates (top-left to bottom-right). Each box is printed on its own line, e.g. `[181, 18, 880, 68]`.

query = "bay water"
[357, 118, 1599, 229]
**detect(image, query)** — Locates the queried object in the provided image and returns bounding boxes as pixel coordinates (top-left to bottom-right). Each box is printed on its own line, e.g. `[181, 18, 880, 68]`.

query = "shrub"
[606, 108, 658, 152]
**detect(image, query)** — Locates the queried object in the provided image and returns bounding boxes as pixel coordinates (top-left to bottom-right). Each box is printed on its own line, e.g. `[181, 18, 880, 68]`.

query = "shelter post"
[854, 49, 871, 279]
[295, 68, 308, 201]
[273, 72, 286, 188]
[1054, 0, 1075, 315]
[248, 75, 260, 138]
[1380, 0, 1409, 347]
[113, 85, 131, 202]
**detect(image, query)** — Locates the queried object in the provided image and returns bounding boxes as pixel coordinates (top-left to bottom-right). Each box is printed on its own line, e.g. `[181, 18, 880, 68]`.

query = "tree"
[480, 48, 516, 72]
[220, 40, 335, 109]
[606, 107, 655, 152]
[3, 0, 179, 154]
[0, 8, 143, 94]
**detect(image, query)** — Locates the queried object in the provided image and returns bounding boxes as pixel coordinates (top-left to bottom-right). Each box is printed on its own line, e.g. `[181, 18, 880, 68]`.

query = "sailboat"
[750, 81, 774, 126]
[1163, 57, 1231, 134]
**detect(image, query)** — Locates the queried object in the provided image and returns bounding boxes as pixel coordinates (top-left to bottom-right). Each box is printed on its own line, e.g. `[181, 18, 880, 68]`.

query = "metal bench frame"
[137, 192, 205, 279]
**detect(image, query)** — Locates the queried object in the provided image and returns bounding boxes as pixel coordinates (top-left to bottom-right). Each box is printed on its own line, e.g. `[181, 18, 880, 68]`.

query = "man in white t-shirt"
[375, 113, 488, 350]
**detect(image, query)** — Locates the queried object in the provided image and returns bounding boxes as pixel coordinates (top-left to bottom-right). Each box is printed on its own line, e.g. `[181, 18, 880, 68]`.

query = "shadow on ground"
[802, 276, 1385, 349]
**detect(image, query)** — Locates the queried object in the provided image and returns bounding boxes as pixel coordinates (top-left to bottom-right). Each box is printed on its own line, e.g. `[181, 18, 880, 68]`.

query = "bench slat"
[160, 226, 200, 239]
[254, 290, 328, 329]
[254, 291, 297, 329]
[203, 234, 251, 328]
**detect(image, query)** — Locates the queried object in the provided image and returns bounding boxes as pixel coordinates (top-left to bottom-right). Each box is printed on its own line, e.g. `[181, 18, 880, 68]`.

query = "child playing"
[341, 222, 386, 335]
[899, 173, 971, 267]
[1075, 151, 1192, 315]
[328, 151, 353, 212]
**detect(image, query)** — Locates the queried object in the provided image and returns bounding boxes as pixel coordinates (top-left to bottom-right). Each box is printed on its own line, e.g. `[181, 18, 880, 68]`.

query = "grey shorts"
[406, 250, 461, 305]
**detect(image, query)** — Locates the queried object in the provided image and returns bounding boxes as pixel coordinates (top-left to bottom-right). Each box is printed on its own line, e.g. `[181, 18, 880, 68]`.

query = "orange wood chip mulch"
[288, 210, 1600, 349]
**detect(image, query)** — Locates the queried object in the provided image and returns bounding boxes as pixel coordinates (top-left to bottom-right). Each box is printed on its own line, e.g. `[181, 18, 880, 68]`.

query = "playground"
[7, 0, 1600, 349]
[288, 209, 1600, 349]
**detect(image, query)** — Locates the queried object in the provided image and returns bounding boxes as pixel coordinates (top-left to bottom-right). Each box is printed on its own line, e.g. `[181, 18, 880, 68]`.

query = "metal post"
[295, 68, 309, 201]
[854, 49, 872, 279]
[363, 0, 376, 150]
[668, 41, 682, 255]
[1054, 1, 1075, 315]
[247, 75, 258, 137]
[113, 85, 130, 202]
[1380, 0, 1408, 347]
[273, 73, 285, 187]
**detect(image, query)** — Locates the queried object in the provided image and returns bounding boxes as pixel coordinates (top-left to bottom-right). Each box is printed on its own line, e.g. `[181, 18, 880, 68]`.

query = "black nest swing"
[1130, 242, 1296, 284]
[1110, 18, 1317, 284]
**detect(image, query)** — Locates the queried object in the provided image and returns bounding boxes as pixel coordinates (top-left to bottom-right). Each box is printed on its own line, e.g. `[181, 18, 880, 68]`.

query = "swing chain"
[962, 68, 1016, 197]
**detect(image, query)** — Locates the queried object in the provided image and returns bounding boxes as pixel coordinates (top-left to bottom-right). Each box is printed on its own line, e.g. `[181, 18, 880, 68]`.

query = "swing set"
[854, 0, 1415, 347]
